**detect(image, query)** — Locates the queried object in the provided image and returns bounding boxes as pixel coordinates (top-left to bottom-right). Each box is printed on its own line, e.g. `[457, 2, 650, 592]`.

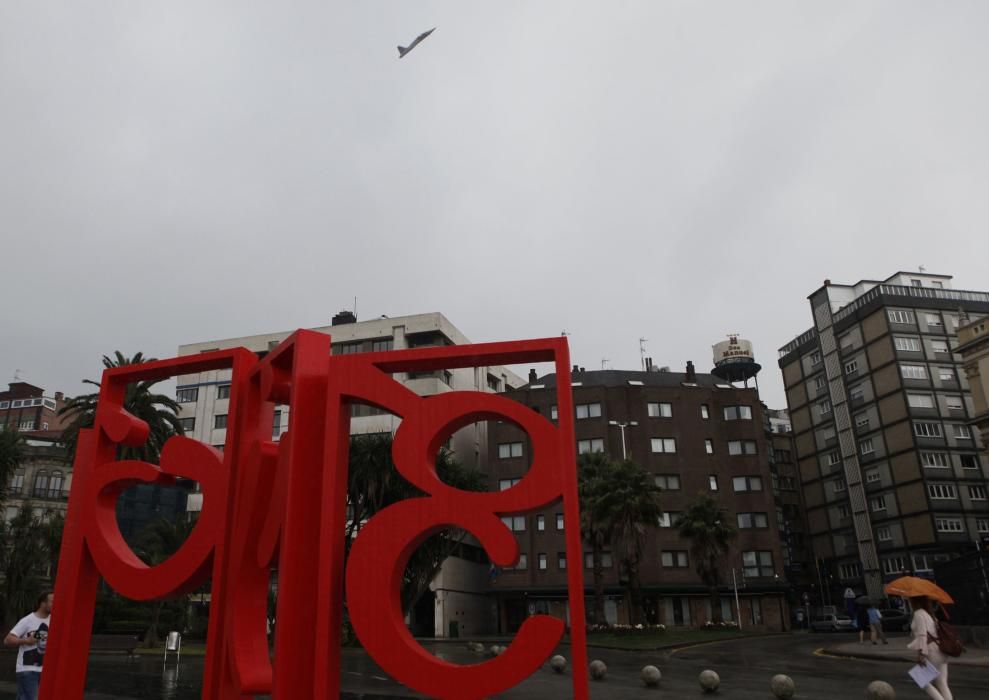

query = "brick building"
[487, 364, 790, 633]
[0, 382, 69, 439]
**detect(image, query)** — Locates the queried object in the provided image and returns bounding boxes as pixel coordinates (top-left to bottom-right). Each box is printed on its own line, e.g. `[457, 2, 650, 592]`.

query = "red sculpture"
[42, 331, 589, 699]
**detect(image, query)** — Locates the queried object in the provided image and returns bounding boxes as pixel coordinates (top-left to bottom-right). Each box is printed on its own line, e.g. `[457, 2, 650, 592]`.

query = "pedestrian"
[867, 603, 888, 645]
[908, 596, 952, 700]
[3, 591, 53, 700]
[856, 604, 870, 644]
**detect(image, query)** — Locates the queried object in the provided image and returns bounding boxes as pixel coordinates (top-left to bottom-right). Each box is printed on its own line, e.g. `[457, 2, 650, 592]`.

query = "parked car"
[810, 614, 856, 632]
[878, 608, 911, 632]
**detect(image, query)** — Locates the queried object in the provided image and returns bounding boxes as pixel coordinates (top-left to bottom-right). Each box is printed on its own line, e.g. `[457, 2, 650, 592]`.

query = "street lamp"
[608, 420, 638, 460]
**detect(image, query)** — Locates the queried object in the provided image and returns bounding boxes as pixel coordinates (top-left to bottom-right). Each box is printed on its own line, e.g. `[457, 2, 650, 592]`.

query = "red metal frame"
[41, 331, 588, 699]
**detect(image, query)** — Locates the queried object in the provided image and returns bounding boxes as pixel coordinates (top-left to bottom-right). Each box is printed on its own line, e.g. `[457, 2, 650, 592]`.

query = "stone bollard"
[589, 659, 608, 680]
[641, 665, 661, 687]
[494, 645, 506, 656]
[770, 674, 796, 699]
[699, 669, 720, 693]
[865, 680, 895, 700]
[549, 655, 568, 674]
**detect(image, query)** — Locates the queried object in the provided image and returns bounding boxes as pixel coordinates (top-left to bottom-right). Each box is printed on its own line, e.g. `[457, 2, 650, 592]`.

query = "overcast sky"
[2, 1, 988, 409]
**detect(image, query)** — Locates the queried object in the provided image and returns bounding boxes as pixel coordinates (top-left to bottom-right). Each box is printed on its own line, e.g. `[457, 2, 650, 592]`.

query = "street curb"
[581, 631, 788, 652]
[818, 646, 989, 668]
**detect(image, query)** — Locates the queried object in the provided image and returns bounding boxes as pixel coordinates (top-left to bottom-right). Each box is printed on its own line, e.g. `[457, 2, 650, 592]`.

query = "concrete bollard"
[641, 665, 661, 687]
[589, 659, 608, 680]
[770, 674, 796, 699]
[699, 669, 720, 692]
[549, 655, 568, 674]
[865, 680, 895, 700]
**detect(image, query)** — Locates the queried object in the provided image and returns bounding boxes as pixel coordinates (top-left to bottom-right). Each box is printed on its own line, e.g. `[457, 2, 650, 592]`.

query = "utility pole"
[608, 420, 637, 460]
[732, 568, 742, 629]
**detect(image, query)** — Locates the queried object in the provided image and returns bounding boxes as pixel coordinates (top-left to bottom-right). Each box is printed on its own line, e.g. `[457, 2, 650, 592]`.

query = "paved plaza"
[1, 632, 987, 699]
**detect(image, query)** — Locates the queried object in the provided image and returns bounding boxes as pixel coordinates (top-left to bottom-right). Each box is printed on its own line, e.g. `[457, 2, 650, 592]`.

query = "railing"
[834, 284, 989, 323]
[778, 327, 817, 358]
[31, 488, 69, 501]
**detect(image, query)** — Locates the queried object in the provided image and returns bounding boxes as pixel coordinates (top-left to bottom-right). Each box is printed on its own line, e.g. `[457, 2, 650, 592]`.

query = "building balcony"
[31, 487, 69, 501]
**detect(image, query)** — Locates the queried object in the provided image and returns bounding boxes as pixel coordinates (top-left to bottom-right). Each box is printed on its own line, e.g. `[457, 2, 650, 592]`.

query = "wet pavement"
[1, 633, 986, 698]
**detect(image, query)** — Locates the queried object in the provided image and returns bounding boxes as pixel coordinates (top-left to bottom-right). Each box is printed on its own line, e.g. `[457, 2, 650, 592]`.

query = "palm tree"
[677, 494, 738, 624]
[0, 427, 25, 505]
[595, 459, 663, 625]
[41, 510, 65, 581]
[0, 504, 46, 629]
[58, 351, 184, 464]
[133, 517, 197, 646]
[577, 452, 614, 626]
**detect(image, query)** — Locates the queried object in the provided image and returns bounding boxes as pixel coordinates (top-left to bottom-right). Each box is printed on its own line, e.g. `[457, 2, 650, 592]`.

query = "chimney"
[686, 361, 696, 382]
[54, 392, 64, 401]
[528, 369, 538, 384]
[332, 310, 357, 326]
[645, 357, 653, 371]
[572, 365, 580, 379]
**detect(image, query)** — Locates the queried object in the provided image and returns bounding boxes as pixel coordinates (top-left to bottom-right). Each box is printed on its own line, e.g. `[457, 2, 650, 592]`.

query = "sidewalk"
[823, 635, 989, 668]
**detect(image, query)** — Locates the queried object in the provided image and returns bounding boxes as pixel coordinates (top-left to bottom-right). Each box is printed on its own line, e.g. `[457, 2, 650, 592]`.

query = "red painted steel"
[40, 331, 588, 699]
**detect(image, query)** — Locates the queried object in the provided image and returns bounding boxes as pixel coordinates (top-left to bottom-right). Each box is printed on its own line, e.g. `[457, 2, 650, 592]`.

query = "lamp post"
[608, 420, 637, 460]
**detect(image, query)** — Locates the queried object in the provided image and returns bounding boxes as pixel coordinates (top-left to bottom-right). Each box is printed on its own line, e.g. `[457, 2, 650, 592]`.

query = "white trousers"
[922, 661, 952, 700]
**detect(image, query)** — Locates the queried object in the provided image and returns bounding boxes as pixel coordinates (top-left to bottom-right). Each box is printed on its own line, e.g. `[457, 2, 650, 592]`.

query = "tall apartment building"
[175, 310, 522, 637]
[488, 364, 789, 633]
[778, 272, 989, 602]
[957, 314, 989, 457]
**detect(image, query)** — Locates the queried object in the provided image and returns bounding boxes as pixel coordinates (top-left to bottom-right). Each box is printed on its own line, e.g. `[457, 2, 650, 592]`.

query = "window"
[922, 452, 949, 468]
[537, 553, 548, 570]
[575, 403, 602, 420]
[931, 340, 950, 354]
[939, 368, 955, 383]
[847, 385, 864, 403]
[877, 526, 892, 542]
[928, 483, 957, 499]
[961, 455, 979, 470]
[839, 562, 863, 579]
[214, 414, 228, 429]
[900, 365, 928, 380]
[935, 518, 963, 533]
[907, 394, 935, 409]
[888, 310, 915, 324]
[371, 338, 394, 352]
[709, 475, 719, 491]
[828, 451, 841, 465]
[954, 425, 972, 440]
[647, 402, 672, 418]
[732, 476, 762, 492]
[272, 410, 282, 438]
[177, 388, 198, 403]
[870, 495, 887, 512]
[511, 554, 528, 570]
[857, 438, 874, 455]
[498, 442, 524, 459]
[977, 519, 989, 533]
[946, 396, 963, 411]
[500, 515, 526, 531]
[833, 478, 847, 493]
[742, 551, 774, 577]
[704, 439, 714, 454]
[658, 512, 680, 528]
[700, 405, 709, 419]
[178, 417, 195, 433]
[654, 475, 681, 491]
[914, 422, 943, 438]
[866, 470, 881, 483]
[810, 351, 822, 365]
[815, 376, 827, 390]
[577, 438, 605, 454]
[19, 421, 35, 431]
[723, 405, 753, 420]
[883, 556, 908, 575]
[911, 279, 923, 287]
[894, 337, 922, 352]
[336, 342, 363, 355]
[818, 400, 832, 416]
[737, 513, 768, 529]
[968, 485, 988, 500]
[0, 401, 7, 409]
[650, 438, 677, 454]
[838, 504, 851, 519]
[855, 414, 870, 429]
[216, 384, 231, 400]
[536, 515, 546, 530]
[557, 553, 567, 569]
[728, 440, 757, 455]
[550, 405, 558, 420]
[661, 551, 689, 568]
[584, 552, 613, 569]
[556, 513, 565, 530]
[499, 478, 521, 491]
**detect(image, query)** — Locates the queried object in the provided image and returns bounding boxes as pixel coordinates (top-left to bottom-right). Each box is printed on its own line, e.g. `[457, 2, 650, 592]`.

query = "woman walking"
[908, 596, 952, 700]
[856, 604, 870, 644]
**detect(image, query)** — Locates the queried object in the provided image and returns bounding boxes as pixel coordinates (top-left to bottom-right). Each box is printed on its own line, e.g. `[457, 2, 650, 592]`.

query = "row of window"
[0, 420, 47, 431]
[893, 336, 953, 354]
[6, 470, 65, 497]
[906, 393, 966, 410]
[503, 550, 775, 576]
[502, 438, 761, 459]
[177, 414, 228, 433]
[655, 474, 763, 493]
[0, 398, 56, 410]
[935, 517, 989, 534]
[920, 452, 982, 469]
[498, 510, 566, 532]
[334, 339, 395, 355]
[177, 385, 231, 404]
[928, 483, 987, 500]
[901, 364, 957, 382]
[552, 403, 750, 422]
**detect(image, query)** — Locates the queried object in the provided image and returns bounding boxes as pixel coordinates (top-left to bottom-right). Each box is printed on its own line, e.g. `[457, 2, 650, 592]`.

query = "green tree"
[0, 504, 47, 629]
[595, 459, 663, 625]
[677, 494, 738, 624]
[132, 517, 197, 646]
[58, 351, 184, 464]
[41, 510, 65, 581]
[345, 432, 486, 614]
[577, 451, 614, 626]
[0, 427, 25, 504]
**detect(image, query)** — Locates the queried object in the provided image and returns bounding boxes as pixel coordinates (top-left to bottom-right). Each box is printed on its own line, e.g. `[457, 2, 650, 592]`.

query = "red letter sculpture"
[42, 332, 588, 699]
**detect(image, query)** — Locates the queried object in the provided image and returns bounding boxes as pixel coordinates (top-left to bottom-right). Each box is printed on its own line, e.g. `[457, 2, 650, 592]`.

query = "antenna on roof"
[919, 265, 926, 273]
[639, 338, 648, 371]
[601, 357, 609, 370]
[354, 296, 358, 317]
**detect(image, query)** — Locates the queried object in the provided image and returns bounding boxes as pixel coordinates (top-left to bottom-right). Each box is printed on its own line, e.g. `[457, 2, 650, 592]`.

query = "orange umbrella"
[884, 576, 954, 604]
